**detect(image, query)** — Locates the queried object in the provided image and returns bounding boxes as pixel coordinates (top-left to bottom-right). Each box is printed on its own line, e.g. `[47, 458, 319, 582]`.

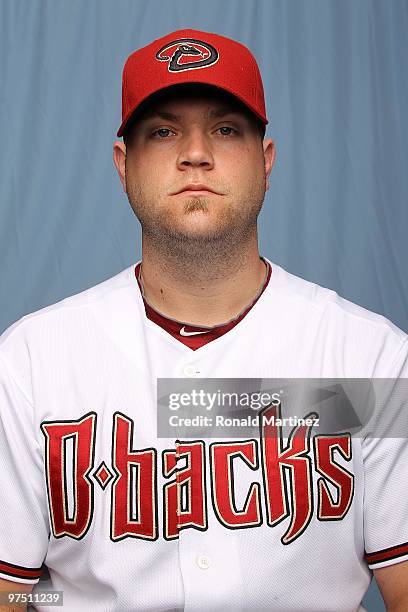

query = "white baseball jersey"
[0, 257, 407, 611]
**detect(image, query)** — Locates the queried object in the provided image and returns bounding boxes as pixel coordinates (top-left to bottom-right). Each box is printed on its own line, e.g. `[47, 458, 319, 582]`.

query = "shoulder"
[269, 259, 406, 340]
[265, 259, 407, 375]
[0, 263, 140, 370]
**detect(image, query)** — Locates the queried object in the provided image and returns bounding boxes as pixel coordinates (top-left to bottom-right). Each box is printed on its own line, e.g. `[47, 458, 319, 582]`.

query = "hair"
[122, 84, 266, 147]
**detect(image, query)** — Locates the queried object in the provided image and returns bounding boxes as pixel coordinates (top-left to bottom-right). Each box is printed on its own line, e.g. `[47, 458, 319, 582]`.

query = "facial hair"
[125, 170, 266, 278]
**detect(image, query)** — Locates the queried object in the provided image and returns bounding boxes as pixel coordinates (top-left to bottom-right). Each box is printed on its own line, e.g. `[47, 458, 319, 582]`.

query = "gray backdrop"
[1, 1, 407, 610]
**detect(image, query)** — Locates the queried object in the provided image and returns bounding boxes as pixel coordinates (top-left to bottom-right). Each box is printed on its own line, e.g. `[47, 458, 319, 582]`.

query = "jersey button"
[182, 364, 199, 377]
[196, 555, 211, 570]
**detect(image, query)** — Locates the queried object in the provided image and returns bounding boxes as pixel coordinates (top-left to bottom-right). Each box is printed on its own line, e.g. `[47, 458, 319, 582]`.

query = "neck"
[139, 233, 266, 326]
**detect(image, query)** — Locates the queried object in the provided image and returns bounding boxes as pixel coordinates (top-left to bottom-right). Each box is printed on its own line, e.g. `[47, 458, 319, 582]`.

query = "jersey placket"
[174, 438, 245, 611]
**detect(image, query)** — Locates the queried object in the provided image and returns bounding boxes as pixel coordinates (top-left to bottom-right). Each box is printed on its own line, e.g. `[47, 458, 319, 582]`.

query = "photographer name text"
[168, 414, 320, 428]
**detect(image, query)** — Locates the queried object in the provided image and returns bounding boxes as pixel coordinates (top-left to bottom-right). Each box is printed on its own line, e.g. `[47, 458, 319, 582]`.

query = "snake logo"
[155, 38, 219, 72]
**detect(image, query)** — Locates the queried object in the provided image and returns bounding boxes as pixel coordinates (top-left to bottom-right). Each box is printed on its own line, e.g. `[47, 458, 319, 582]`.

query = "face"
[113, 88, 275, 255]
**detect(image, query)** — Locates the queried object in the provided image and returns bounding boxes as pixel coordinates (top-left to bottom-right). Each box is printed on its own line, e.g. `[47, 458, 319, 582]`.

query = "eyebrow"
[142, 107, 245, 122]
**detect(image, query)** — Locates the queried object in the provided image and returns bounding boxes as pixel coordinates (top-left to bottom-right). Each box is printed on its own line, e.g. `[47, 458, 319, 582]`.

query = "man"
[0, 28, 407, 611]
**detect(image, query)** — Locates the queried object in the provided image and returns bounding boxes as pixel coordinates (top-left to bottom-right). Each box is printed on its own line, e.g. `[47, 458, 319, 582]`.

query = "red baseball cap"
[117, 28, 268, 137]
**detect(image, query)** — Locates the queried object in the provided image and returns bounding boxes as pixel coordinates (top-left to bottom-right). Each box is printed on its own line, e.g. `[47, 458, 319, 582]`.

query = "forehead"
[134, 84, 254, 123]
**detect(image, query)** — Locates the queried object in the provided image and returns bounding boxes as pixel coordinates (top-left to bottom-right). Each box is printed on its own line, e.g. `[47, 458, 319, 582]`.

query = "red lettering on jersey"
[41, 412, 96, 539]
[41, 410, 356, 544]
[260, 404, 316, 544]
[313, 434, 354, 520]
[111, 413, 158, 541]
[162, 440, 207, 540]
[210, 440, 262, 528]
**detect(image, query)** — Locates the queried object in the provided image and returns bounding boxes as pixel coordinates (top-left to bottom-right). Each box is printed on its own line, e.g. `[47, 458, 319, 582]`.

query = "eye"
[151, 128, 174, 138]
[217, 126, 237, 136]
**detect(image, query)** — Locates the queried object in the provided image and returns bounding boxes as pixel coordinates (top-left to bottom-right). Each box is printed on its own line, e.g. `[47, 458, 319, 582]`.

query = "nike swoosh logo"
[179, 326, 212, 337]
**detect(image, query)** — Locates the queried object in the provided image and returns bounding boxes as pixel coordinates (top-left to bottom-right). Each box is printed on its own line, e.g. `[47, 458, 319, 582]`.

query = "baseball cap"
[117, 28, 268, 137]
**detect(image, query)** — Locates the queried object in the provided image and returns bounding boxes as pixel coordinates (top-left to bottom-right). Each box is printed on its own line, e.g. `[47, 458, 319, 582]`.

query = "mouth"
[172, 184, 221, 196]
[178, 190, 214, 196]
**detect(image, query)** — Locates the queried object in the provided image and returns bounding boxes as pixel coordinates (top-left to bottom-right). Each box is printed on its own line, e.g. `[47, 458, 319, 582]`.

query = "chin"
[178, 225, 234, 244]
[181, 215, 227, 233]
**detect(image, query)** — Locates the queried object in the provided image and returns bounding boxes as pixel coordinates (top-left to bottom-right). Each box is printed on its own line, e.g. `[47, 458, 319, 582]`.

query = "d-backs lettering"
[40, 404, 354, 545]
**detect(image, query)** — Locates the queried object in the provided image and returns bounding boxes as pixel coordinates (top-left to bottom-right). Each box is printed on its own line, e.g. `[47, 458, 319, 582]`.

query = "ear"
[113, 140, 127, 192]
[263, 139, 276, 191]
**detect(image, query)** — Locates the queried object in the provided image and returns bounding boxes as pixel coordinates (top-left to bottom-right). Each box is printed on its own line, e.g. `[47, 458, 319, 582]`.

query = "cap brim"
[117, 81, 268, 137]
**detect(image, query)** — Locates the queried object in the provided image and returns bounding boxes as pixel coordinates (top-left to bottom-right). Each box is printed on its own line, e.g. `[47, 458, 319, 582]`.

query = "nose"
[176, 129, 215, 171]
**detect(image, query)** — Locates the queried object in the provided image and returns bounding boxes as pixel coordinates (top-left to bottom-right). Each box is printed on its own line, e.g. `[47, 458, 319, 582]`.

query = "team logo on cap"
[156, 38, 219, 72]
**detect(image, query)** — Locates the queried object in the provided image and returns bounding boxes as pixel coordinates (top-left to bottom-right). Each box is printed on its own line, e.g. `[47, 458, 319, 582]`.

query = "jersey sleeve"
[362, 338, 408, 570]
[0, 351, 49, 583]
